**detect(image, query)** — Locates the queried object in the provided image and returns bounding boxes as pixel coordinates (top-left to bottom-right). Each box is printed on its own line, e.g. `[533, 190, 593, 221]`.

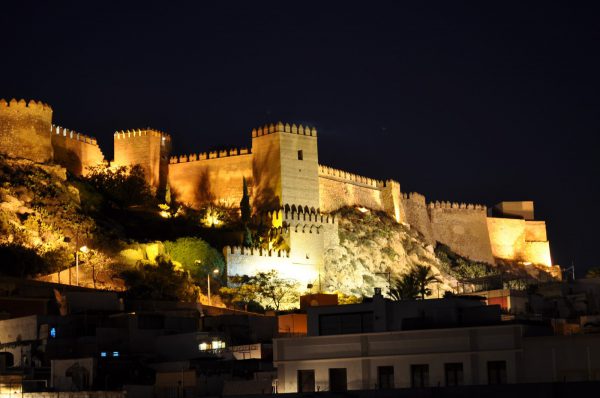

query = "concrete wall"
[51, 125, 105, 176]
[429, 202, 494, 264]
[274, 324, 522, 392]
[168, 151, 252, 208]
[0, 99, 53, 163]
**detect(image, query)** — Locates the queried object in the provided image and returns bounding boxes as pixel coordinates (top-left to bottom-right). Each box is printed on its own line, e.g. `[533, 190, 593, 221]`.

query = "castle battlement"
[114, 128, 171, 141]
[0, 98, 53, 116]
[169, 147, 251, 164]
[252, 206, 337, 227]
[428, 200, 486, 212]
[224, 245, 289, 258]
[319, 164, 384, 188]
[251, 122, 317, 138]
[402, 192, 427, 204]
[51, 125, 99, 146]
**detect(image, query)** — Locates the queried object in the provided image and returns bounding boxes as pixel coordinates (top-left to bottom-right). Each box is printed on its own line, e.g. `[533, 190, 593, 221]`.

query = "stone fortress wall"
[0, 98, 556, 288]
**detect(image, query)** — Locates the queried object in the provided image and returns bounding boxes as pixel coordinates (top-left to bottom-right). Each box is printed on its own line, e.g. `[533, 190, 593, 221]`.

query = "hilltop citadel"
[0, 98, 558, 286]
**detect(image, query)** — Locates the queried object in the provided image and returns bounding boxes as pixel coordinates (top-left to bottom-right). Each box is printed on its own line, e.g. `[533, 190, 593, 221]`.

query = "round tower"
[0, 98, 53, 163]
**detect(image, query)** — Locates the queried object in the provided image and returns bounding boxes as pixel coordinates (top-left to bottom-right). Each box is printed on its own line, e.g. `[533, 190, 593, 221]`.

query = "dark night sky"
[1, 2, 599, 275]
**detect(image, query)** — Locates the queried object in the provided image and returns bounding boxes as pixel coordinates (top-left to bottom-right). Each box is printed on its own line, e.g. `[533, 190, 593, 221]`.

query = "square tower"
[251, 122, 320, 211]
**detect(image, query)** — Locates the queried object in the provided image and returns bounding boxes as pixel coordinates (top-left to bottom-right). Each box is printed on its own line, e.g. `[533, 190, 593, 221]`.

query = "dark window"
[377, 366, 394, 389]
[297, 370, 315, 392]
[298, 150, 303, 160]
[318, 312, 374, 336]
[411, 364, 429, 388]
[329, 368, 347, 392]
[487, 361, 507, 385]
[445, 363, 463, 386]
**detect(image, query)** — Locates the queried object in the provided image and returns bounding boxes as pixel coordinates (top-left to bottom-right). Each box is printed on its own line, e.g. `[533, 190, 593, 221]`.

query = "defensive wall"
[318, 165, 404, 222]
[0, 99, 53, 163]
[113, 129, 171, 194]
[487, 217, 552, 266]
[50, 125, 105, 176]
[168, 148, 252, 208]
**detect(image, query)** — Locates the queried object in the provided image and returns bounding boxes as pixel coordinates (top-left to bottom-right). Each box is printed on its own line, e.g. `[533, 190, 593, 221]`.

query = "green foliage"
[163, 237, 224, 280]
[85, 164, 153, 208]
[120, 255, 200, 301]
[390, 264, 440, 300]
[240, 177, 251, 225]
[435, 243, 496, 280]
[336, 292, 362, 305]
[219, 275, 259, 311]
[253, 270, 300, 311]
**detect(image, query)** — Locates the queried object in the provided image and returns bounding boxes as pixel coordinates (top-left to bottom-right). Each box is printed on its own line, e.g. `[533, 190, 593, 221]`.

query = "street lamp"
[208, 268, 219, 306]
[75, 245, 89, 286]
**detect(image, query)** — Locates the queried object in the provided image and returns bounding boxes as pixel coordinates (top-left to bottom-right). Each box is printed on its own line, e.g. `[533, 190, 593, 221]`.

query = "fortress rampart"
[51, 125, 105, 175]
[0, 99, 53, 163]
[0, 99, 555, 276]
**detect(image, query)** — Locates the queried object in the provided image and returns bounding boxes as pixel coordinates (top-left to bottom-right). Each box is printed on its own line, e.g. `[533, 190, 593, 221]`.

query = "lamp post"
[75, 245, 89, 286]
[208, 268, 219, 306]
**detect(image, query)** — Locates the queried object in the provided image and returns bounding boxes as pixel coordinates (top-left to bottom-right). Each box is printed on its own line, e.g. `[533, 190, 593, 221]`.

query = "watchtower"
[113, 128, 171, 195]
[251, 122, 320, 212]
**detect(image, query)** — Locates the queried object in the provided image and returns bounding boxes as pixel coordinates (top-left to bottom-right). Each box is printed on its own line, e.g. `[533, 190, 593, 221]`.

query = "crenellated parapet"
[428, 200, 486, 212]
[0, 98, 54, 163]
[223, 245, 289, 258]
[318, 164, 384, 188]
[252, 205, 337, 227]
[169, 147, 251, 164]
[114, 128, 171, 141]
[251, 121, 317, 138]
[51, 125, 99, 146]
[402, 192, 427, 205]
[0, 98, 53, 117]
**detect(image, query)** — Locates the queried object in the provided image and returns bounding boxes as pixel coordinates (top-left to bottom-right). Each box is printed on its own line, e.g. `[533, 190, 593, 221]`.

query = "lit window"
[199, 342, 209, 351]
[112, 351, 119, 357]
[100, 352, 107, 357]
[50, 327, 56, 338]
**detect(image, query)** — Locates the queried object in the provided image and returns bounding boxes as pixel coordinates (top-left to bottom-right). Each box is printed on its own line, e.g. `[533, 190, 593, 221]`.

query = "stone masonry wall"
[487, 217, 552, 266]
[168, 149, 252, 208]
[51, 125, 105, 176]
[318, 165, 386, 212]
[428, 201, 495, 264]
[0, 99, 53, 163]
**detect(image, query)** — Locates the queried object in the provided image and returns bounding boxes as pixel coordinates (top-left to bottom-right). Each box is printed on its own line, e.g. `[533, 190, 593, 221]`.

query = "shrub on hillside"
[163, 237, 225, 280]
[85, 165, 153, 208]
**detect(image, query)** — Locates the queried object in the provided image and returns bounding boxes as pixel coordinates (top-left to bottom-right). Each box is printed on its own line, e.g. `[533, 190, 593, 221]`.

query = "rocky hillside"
[323, 207, 458, 297]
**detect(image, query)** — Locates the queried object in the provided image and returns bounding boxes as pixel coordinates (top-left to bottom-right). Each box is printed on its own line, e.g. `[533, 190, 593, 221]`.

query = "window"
[297, 370, 315, 393]
[444, 363, 463, 386]
[319, 312, 374, 336]
[487, 361, 507, 385]
[297, 150, 303, 160]
[377, 366, 394, 389]
[411, 364, 429, 388]
[329, 368, 347, 392]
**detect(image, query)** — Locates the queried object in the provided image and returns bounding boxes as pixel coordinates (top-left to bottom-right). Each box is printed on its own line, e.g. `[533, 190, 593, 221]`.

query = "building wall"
[318, 165, 385, 213]
[0, 99, 53, 163]
[251, 127, 282, 211]
[168, 150, 252, 208]
[274, 325, 522, 392]
[402, 193, 435, 244]
[428, 202, 495, 264]
[50, 125, 105, 176]
[487, 217, 552, 266]
[113, 129, 171, 194]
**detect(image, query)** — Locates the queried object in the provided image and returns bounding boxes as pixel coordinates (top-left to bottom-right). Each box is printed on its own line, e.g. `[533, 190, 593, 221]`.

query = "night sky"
[2, 2, 599, 275]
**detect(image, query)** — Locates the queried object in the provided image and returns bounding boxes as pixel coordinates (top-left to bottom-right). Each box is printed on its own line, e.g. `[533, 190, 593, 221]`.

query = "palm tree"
[389, 272, 419, 300]
[412, 264, 440, 299]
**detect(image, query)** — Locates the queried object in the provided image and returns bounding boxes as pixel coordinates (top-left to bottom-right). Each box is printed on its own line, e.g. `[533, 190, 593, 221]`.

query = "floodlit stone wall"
[168, 149, 252, 208]
[51, 125, 105, 175]
[487, 217, 552, 266]
[402, 192, 435, 244]
[113, 129, 171, 194]
[0, 98, 53, 163]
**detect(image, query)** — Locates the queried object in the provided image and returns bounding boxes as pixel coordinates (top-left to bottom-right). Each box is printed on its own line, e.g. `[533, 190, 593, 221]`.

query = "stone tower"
[251, 122, 320, 211]
[0, 99, 53, 163]
[113, 129, 171, 196]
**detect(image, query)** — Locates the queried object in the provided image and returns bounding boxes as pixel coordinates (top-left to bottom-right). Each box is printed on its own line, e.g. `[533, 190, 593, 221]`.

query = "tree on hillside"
[163, 237, 225, 281]
[253, 270, 299, 311]
[240, 177, 251, 225]
[219, 275, 259, 311]
[85, 164, 153, 208]
[120, 255, 200, 302]
[389, 272, 419, 301]
[413, 264, 440, 299]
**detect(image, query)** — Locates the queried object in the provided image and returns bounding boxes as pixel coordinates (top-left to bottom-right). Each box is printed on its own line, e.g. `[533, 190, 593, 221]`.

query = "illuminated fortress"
[0, 98, 557, 286]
